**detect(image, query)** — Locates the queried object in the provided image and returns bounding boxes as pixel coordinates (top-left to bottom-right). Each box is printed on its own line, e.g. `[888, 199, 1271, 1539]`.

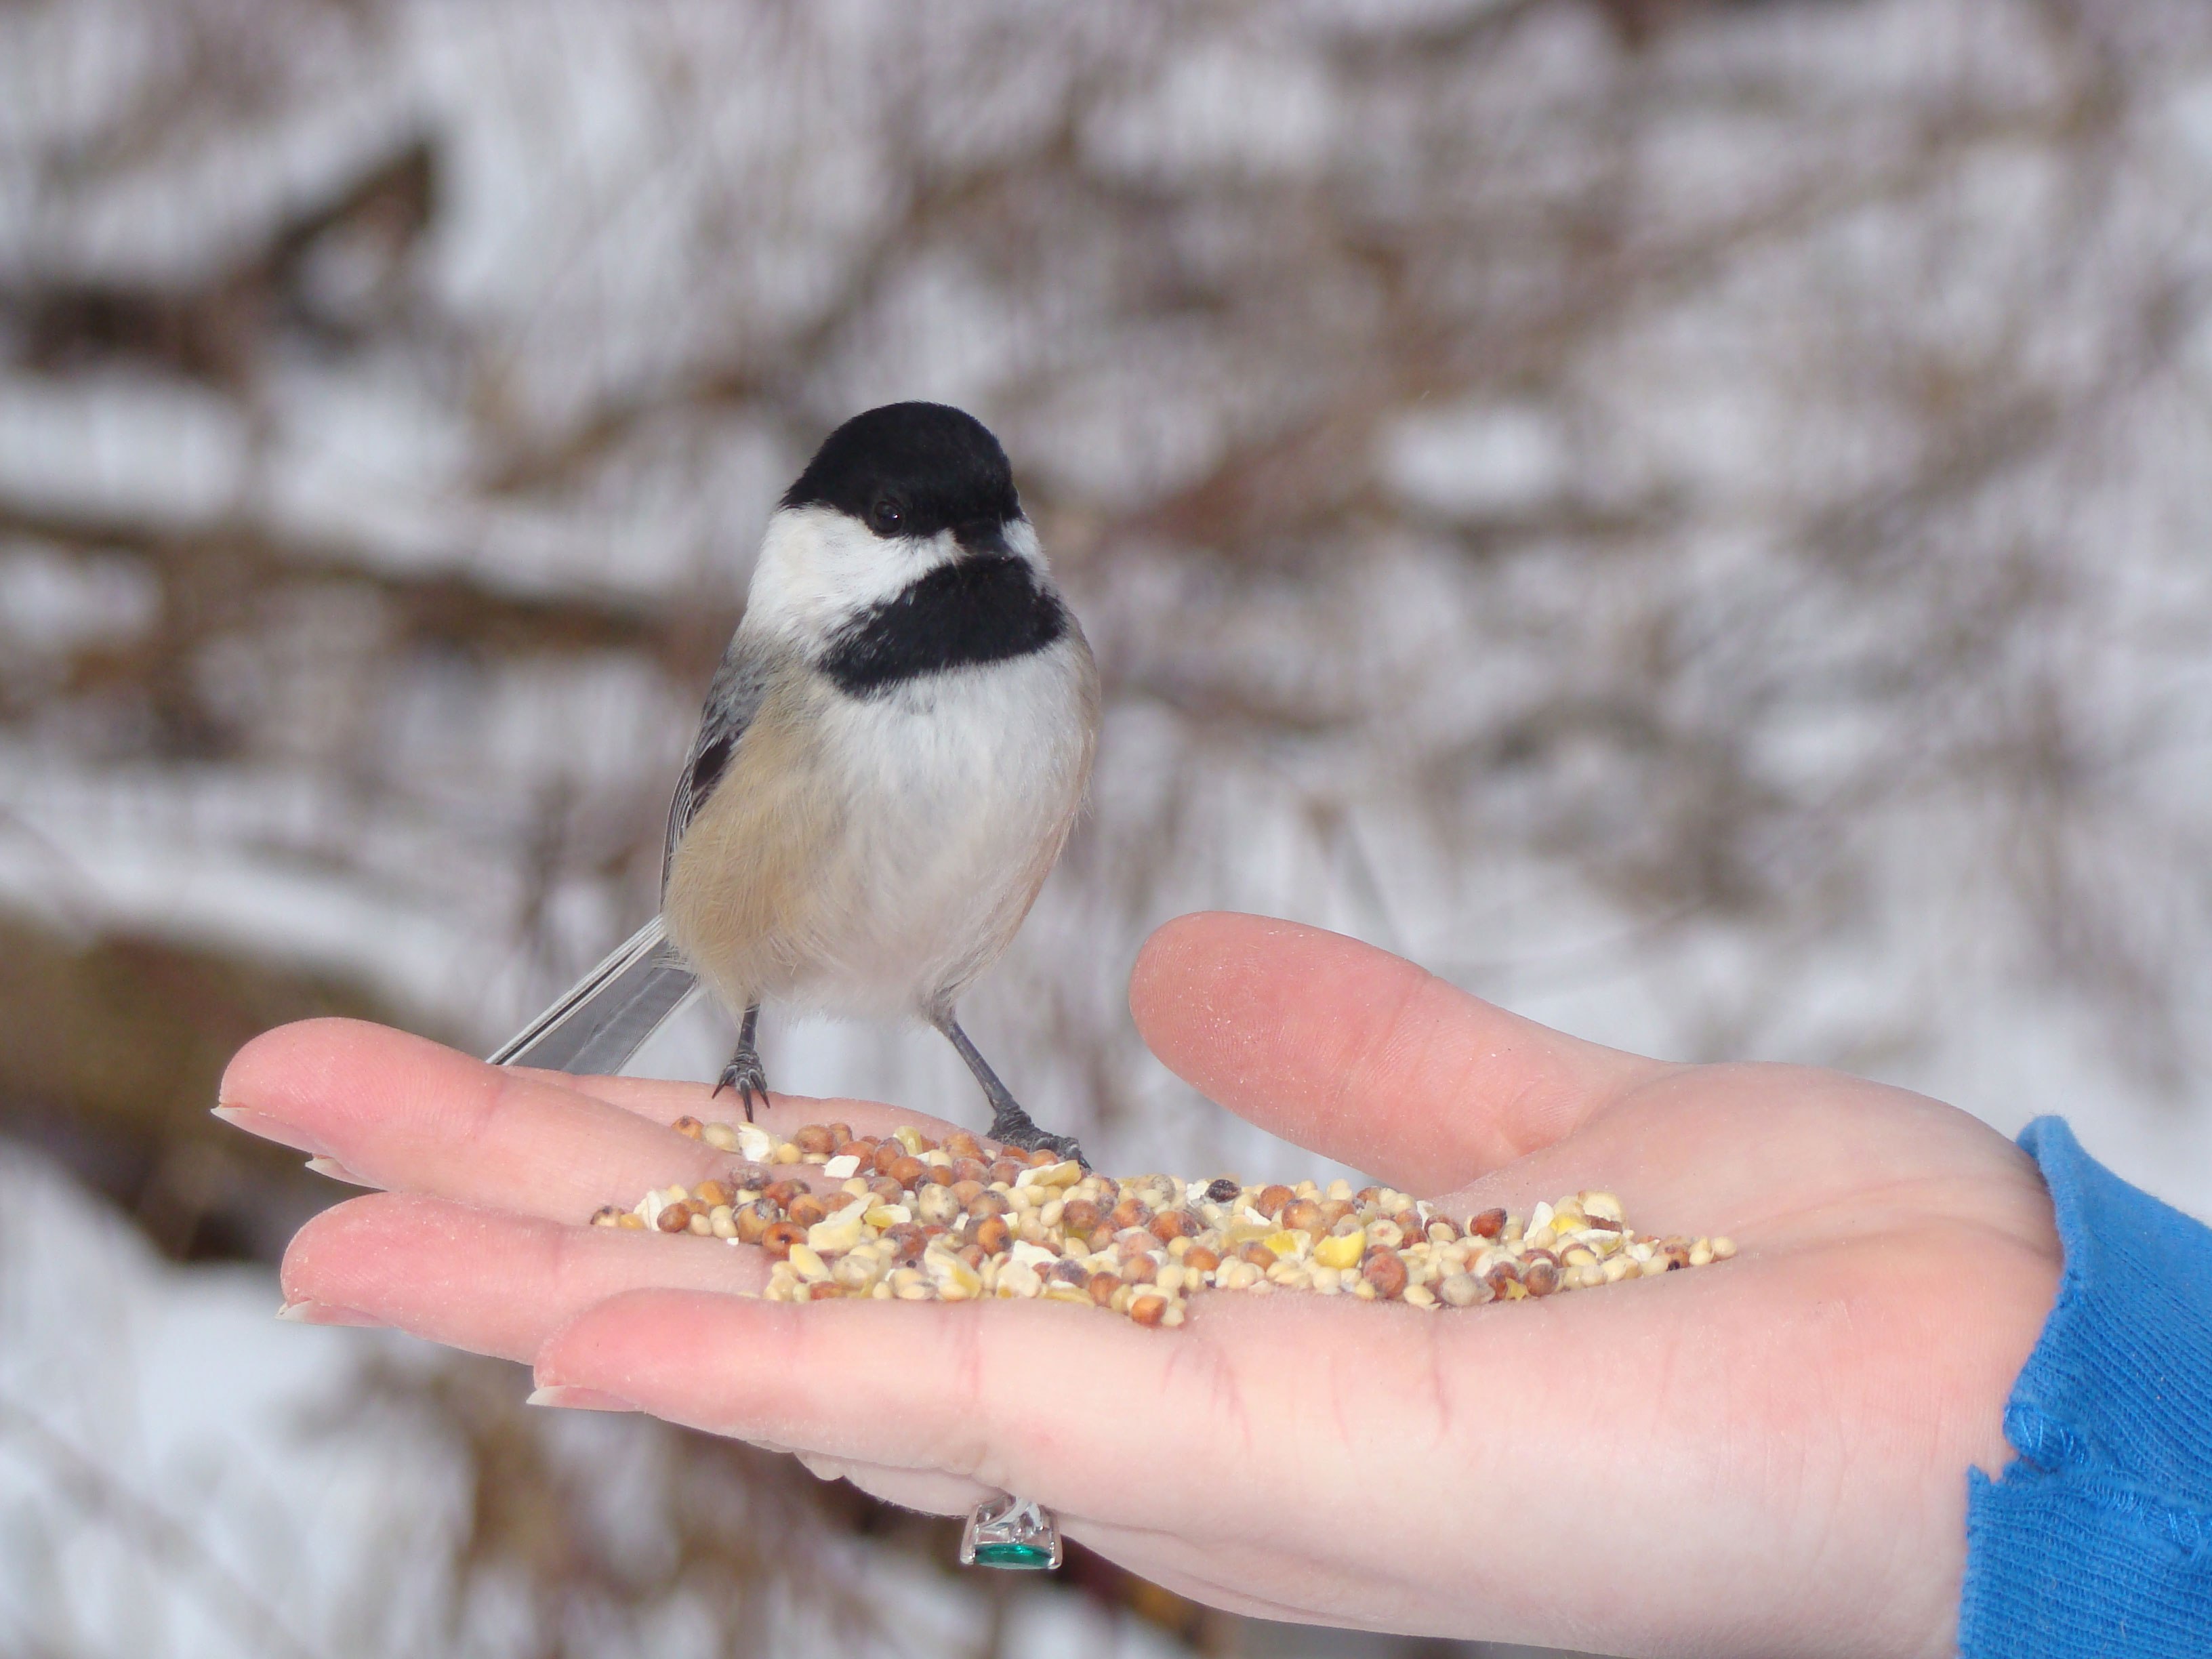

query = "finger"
[1128, 913, 1661, 1191]
[277, 1191, 768, 1361]
[512, 1066, 966, 1147]
[531, 1285, 1557, 1527]
[793, 1454, 992, 1517]
[220, 1019, 969, 1225]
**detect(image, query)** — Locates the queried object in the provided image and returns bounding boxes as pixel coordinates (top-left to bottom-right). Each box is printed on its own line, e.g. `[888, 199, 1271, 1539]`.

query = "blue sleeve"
[1959, 1116, 2212, 1657]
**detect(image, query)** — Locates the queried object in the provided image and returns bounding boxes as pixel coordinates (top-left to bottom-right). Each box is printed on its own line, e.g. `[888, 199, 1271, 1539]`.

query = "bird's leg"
[713, 1003, 769, 1122]
[935, 1014, 1085, 1167]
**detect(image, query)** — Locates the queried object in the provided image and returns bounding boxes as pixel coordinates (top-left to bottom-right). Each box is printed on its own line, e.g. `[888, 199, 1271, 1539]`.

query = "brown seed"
[824, 1122, 854, 1147]
[1483, 1260, 1522, 1294]
[1061, 1198, 1102, 1235]
[786, 1193, 828, 1227]
[1467, 1206, 1507, 1239]
[1361, 1246, 1410, 1299]
[950, 1158, 991, 1185]
[945, 1130, 984, 1160]
[762, 1177, 812, 1209]
[834, 1138, 874, 1163]
[1128, 1293, 1168, 1327]
[987, 1158, 1029, 1186]
[882, 1223, 927, 1265]
[1237, 1241, 1277, 1268]
[1149, 1208, 1196, 1242]
[868, 1176, 906, 1204]
[588, 1204, 626, 1227]
[1662, 1242, 1692, 1271]
[1026, 1147, 1057, 1167]
[734, 1201, 776, 1244]
[1317, 1198, 1356, 1229]
[1182, 1245, 1221, 1274]
[1086, 1271, 1120, 1306]
[966, 1190, 1010, 1221]
[1108, 1195, 1153, 1231]
[1521, 1246, 1559, 1269]
[916, 1164, 954, 1186]
[1051, 1258, 1090, 1286]
[949, 1179, 985, 1209]
[974, 1216, 1012, 1255]
[872, 1142, 905, 1175]
[657, 1204, 692, 1233]
[693, 1179, 730, 1209]
[1524, 1259, 1561, 1296]
[887, 1155, 926, 1189]
[1279, 1197, 1324, 1234]
[1256, 1184, 1295, 1220]
[672, 1115, 705, 1139]
[1355, 1186, 1385, 1206]
[957, 1242, 986, 1269]
[793, 1124, 836, 1156]
[807, 1282, 842, 1300]
[1583, 1214, 1623, 1232]
[1204, 1177, 1242, 1204]
[759, 1221, 804, 1259]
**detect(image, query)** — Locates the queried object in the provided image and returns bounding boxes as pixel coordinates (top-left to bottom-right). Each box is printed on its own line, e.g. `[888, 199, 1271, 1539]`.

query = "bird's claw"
[713, 1048, 770, 1123]
[988, 1113, 1087, 1170]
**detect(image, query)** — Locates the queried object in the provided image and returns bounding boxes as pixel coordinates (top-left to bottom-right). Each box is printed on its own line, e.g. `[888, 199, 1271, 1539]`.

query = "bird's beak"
[955, 520, 1012, 559]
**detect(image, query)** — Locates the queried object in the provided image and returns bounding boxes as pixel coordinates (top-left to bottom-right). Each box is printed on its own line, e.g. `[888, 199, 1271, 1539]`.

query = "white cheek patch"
[745, 508, 961, 644]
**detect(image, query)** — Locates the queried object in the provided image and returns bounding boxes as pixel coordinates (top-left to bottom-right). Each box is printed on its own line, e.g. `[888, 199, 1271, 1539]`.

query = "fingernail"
[304, 1155, 375, 1187]
[212, 1105, 331, 1158]
[276, 1300, 383, 1327]
[525, 1386, 640, 1412]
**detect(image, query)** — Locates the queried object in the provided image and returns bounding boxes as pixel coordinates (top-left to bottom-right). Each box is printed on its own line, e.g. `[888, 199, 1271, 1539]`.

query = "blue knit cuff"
[1959, 1117, 2212, 1657]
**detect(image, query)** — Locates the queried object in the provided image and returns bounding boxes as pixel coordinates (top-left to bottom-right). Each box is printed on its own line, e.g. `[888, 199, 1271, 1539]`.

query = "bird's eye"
[869, 498, 903, 535]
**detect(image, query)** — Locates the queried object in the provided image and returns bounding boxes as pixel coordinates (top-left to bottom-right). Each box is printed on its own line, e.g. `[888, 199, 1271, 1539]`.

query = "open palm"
[224, 913, 2057, 1658]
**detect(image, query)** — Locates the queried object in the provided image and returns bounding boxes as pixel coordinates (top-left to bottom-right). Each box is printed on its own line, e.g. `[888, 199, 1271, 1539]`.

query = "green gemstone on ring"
[972, 1542, 1054, 1569]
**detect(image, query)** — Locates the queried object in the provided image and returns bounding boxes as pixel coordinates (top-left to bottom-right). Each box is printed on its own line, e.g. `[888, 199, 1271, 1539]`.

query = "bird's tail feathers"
[489, 916, 700, 1075]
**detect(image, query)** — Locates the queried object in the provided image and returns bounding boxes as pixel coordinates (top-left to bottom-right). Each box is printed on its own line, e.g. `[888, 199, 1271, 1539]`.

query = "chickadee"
[491, 403, 1097, 1162]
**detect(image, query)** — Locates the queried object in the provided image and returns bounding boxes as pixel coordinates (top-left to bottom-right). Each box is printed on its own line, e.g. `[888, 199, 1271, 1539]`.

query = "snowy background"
[5, 1, 2212, 1654]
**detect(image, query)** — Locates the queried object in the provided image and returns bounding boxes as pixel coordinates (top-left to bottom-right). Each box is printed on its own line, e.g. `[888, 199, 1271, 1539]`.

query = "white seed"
[821, 1154, 860, 1179]
[701, 1122, 740, 1151]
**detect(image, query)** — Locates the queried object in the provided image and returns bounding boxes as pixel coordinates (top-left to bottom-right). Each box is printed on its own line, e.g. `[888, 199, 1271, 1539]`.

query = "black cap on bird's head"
[782, 403, 1021, 546]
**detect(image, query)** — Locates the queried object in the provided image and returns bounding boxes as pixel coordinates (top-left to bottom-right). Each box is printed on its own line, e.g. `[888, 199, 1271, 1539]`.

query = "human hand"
[221, 912, 2058, 1658]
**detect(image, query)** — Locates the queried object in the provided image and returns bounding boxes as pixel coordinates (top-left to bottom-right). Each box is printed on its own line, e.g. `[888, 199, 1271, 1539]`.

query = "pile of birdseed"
[590, 1117, 1736, 1326]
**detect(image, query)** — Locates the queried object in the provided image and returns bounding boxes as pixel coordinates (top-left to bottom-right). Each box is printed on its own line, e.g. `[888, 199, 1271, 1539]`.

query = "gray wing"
[489, 916, 699, 1072]
[493, 634, 775, 1076]
[661, 632, 776, 893]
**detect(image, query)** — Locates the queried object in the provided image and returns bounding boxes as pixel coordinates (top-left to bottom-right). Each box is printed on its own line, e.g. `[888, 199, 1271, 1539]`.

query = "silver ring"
[960, 1493, 1063, 1570]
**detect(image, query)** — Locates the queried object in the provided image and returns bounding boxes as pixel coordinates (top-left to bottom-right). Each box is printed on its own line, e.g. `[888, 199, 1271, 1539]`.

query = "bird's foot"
[987, 1107, 1086, 1170]
[712, 1044, 769, 1123]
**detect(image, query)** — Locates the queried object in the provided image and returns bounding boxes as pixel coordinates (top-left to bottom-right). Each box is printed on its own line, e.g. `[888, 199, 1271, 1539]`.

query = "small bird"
[491, 403, 1097, 1162]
